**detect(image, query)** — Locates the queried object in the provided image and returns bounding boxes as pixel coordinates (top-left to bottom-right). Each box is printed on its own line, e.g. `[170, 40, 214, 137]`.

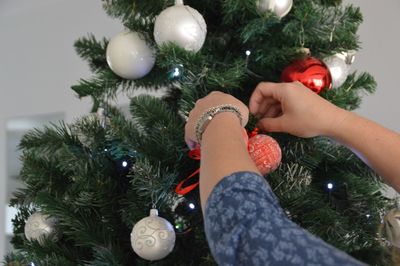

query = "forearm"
[328, 111, 400, 191]
[199, 113, 260, 210]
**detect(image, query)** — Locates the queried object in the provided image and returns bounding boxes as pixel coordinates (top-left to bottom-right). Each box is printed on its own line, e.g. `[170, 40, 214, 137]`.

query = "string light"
[169, 64, 184, 80]
[122, 161, 128, 168]
[172, 67, 181, 77]
[366, 214, 371, 219]
[327, 183, 333, 190]
[188, 203, 195, 210]
[245, 50, 251, 68]
[175, 224, 182, 230]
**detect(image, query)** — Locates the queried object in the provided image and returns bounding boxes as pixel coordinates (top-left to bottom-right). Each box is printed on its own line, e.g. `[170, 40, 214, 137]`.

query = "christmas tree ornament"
[24, 212, 60, 245]
[256, 0, 293, 18]
[106, 31, 155, 79]
[248, 134, 282, 175]
[384, 208, 400, 248]
[323, 54, 350, 88]
[281, 57, 332, 94]
[153, 0, 207, 52]
[172, 196, 197, 234]
[131, 209, 176, 261]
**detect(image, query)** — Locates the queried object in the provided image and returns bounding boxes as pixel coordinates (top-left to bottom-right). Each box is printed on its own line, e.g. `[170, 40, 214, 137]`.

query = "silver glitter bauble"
[323, 54, 350, 88]
[154, 0, 207, 52]
[256, 0, 293, 18]
[384, 208, 400, 248]
[130, 209, 176, 261]
[106, 31, 155, 80]
[24, 212, 60, 245]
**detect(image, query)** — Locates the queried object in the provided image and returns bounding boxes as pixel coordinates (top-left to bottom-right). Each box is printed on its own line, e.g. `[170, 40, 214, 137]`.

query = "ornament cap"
[298, 47, 311, 57]
[175, 0, 184, 5]
[150, 209, 159, 217]
[343, 50, 356, 65]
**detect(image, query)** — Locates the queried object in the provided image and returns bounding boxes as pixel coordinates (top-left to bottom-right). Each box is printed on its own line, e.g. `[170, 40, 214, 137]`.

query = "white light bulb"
[327, 183, 333, 190]
[173, 68, 180, 77]
[122, 161, 128, 167]
[189, 203, 195, 209]
[245, 50, 251, 56]
[366, 214, 371, 218]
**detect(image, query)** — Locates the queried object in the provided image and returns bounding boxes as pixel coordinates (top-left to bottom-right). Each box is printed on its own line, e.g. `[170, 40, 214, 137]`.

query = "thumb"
[257, 117, 285, 133]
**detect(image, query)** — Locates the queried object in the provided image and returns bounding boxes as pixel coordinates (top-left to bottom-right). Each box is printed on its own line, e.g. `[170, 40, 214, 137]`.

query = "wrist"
[202, 112, 244, 144]
[195, 104, 243, 144]
[322, 108, 353, 138]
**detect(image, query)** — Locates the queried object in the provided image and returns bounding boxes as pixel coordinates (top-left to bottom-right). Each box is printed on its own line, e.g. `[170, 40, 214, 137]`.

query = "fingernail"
[187, 140, 197, 150]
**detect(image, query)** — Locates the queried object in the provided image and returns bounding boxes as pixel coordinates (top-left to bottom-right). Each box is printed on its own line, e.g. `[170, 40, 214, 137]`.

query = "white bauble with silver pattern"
[384, 208, 400, 248]
[256, 0, 293, 18]
[323, 53, 351, 88]
[106, 31, 155, 80]
[154, 0, 207, 52]
[24, 212, 60, 245]
[130, 209, 176, 261]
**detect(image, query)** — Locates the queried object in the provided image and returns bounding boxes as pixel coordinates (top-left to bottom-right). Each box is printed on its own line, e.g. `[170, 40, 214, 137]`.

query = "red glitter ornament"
[248, 134, 282, 176]
[281, 57, 332, 94]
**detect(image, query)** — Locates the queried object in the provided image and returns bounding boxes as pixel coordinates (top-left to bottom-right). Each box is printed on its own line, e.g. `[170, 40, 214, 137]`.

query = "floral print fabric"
[204, 171, 365, 266]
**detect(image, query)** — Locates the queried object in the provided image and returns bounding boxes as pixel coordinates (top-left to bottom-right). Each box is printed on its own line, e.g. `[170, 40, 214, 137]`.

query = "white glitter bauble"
[323, 54, 350, 88]
[384, 208, 400, 248]
[131, 209, 176, 261]
[24, 212, 60, 245]
[106, 31, 155, 80]
[256, 0, 293, 18]
[154, 0, 207, 52]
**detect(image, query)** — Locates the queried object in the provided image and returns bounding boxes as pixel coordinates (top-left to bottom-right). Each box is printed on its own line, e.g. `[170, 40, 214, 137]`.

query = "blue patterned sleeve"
[204, 171, 365, 266]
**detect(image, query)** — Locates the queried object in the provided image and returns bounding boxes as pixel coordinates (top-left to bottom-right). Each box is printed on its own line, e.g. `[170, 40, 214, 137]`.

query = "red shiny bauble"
[281, 57, 332, 94]
[248, 134, 282, 176]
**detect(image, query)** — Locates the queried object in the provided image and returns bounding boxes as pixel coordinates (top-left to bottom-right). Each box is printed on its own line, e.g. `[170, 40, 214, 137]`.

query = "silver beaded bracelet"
[195, 104, 243, 144]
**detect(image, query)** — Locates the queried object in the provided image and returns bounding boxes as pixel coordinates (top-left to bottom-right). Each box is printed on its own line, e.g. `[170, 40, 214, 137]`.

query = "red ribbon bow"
[175, 148, 201, 195]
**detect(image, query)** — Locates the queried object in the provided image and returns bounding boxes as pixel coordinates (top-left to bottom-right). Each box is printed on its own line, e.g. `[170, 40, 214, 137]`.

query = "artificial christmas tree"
[4, 0, 398, 265]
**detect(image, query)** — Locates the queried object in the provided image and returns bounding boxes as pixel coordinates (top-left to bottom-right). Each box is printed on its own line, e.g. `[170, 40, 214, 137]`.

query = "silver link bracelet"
[195, 104, 243, 144]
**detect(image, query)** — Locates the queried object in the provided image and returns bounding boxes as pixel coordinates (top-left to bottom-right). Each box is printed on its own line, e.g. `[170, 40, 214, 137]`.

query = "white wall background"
[344, 0, 400, 131]
[0, 0, 123, 260]
[0, 0, 399, 260]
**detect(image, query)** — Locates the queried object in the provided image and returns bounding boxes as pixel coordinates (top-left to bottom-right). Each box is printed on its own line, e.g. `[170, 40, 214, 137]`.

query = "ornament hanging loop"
[175, 0, 184, 5]
[151, 191, 157, 210]
[299, 23, 305, 47]
[329, 24, 337, 43]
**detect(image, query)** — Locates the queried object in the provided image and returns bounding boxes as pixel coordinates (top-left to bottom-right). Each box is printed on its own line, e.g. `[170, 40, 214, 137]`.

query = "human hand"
[249, 82, 349, 138]
[185, 91, 249, 149]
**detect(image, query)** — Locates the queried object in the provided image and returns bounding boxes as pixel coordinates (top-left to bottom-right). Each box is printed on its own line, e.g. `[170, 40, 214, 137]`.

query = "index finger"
[249, 82, 283, 115]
